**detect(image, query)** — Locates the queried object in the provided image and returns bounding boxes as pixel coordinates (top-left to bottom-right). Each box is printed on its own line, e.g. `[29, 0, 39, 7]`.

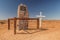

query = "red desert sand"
[0, 20, 60, 40]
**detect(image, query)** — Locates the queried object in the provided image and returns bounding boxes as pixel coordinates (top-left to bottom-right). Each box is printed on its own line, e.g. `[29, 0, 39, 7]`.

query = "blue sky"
[0, 0, 60, 20]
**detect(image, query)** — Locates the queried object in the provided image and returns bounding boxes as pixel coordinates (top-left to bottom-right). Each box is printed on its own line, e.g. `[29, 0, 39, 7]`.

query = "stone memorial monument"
[17, 4, 29, 30]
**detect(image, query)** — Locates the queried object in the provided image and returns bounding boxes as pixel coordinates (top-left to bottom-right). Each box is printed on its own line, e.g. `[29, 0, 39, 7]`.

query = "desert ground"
[0, 20, 60, 40]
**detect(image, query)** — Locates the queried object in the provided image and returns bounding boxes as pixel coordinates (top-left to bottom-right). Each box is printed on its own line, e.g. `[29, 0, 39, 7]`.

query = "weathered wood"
[14, 17, 16, 34]
[8, 19, 10, 30]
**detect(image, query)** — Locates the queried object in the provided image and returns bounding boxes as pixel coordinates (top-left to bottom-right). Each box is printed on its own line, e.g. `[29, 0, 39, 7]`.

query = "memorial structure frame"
[8, 17, 39, 34]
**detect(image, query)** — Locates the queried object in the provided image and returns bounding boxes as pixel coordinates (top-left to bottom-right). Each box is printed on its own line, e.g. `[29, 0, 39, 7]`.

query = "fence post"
[14, 17, 16, 34]
[8, 19, 10, 30]
[37, 18, 39, 29]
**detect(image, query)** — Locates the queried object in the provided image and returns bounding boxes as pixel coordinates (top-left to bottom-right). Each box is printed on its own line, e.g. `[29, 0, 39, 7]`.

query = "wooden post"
[8, 19, 10, 30]
[14, 17, 16, 34]
[37, 19, 39, 29]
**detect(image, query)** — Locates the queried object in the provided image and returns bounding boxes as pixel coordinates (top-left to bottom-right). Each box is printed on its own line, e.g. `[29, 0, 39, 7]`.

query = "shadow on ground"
[16, 28, 48, 34]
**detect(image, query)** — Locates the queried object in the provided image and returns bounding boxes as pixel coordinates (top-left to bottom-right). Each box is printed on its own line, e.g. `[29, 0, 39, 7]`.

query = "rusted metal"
[37, 19, 39, 29]
[8, 19, 10, 30]
[8, 17, 39, 34]
[9, 18, 38, 20]
[14, 17, 16, 34]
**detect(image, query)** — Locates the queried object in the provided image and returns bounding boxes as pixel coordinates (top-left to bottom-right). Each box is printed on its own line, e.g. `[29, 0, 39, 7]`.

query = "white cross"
[36, 11, 45, 29]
